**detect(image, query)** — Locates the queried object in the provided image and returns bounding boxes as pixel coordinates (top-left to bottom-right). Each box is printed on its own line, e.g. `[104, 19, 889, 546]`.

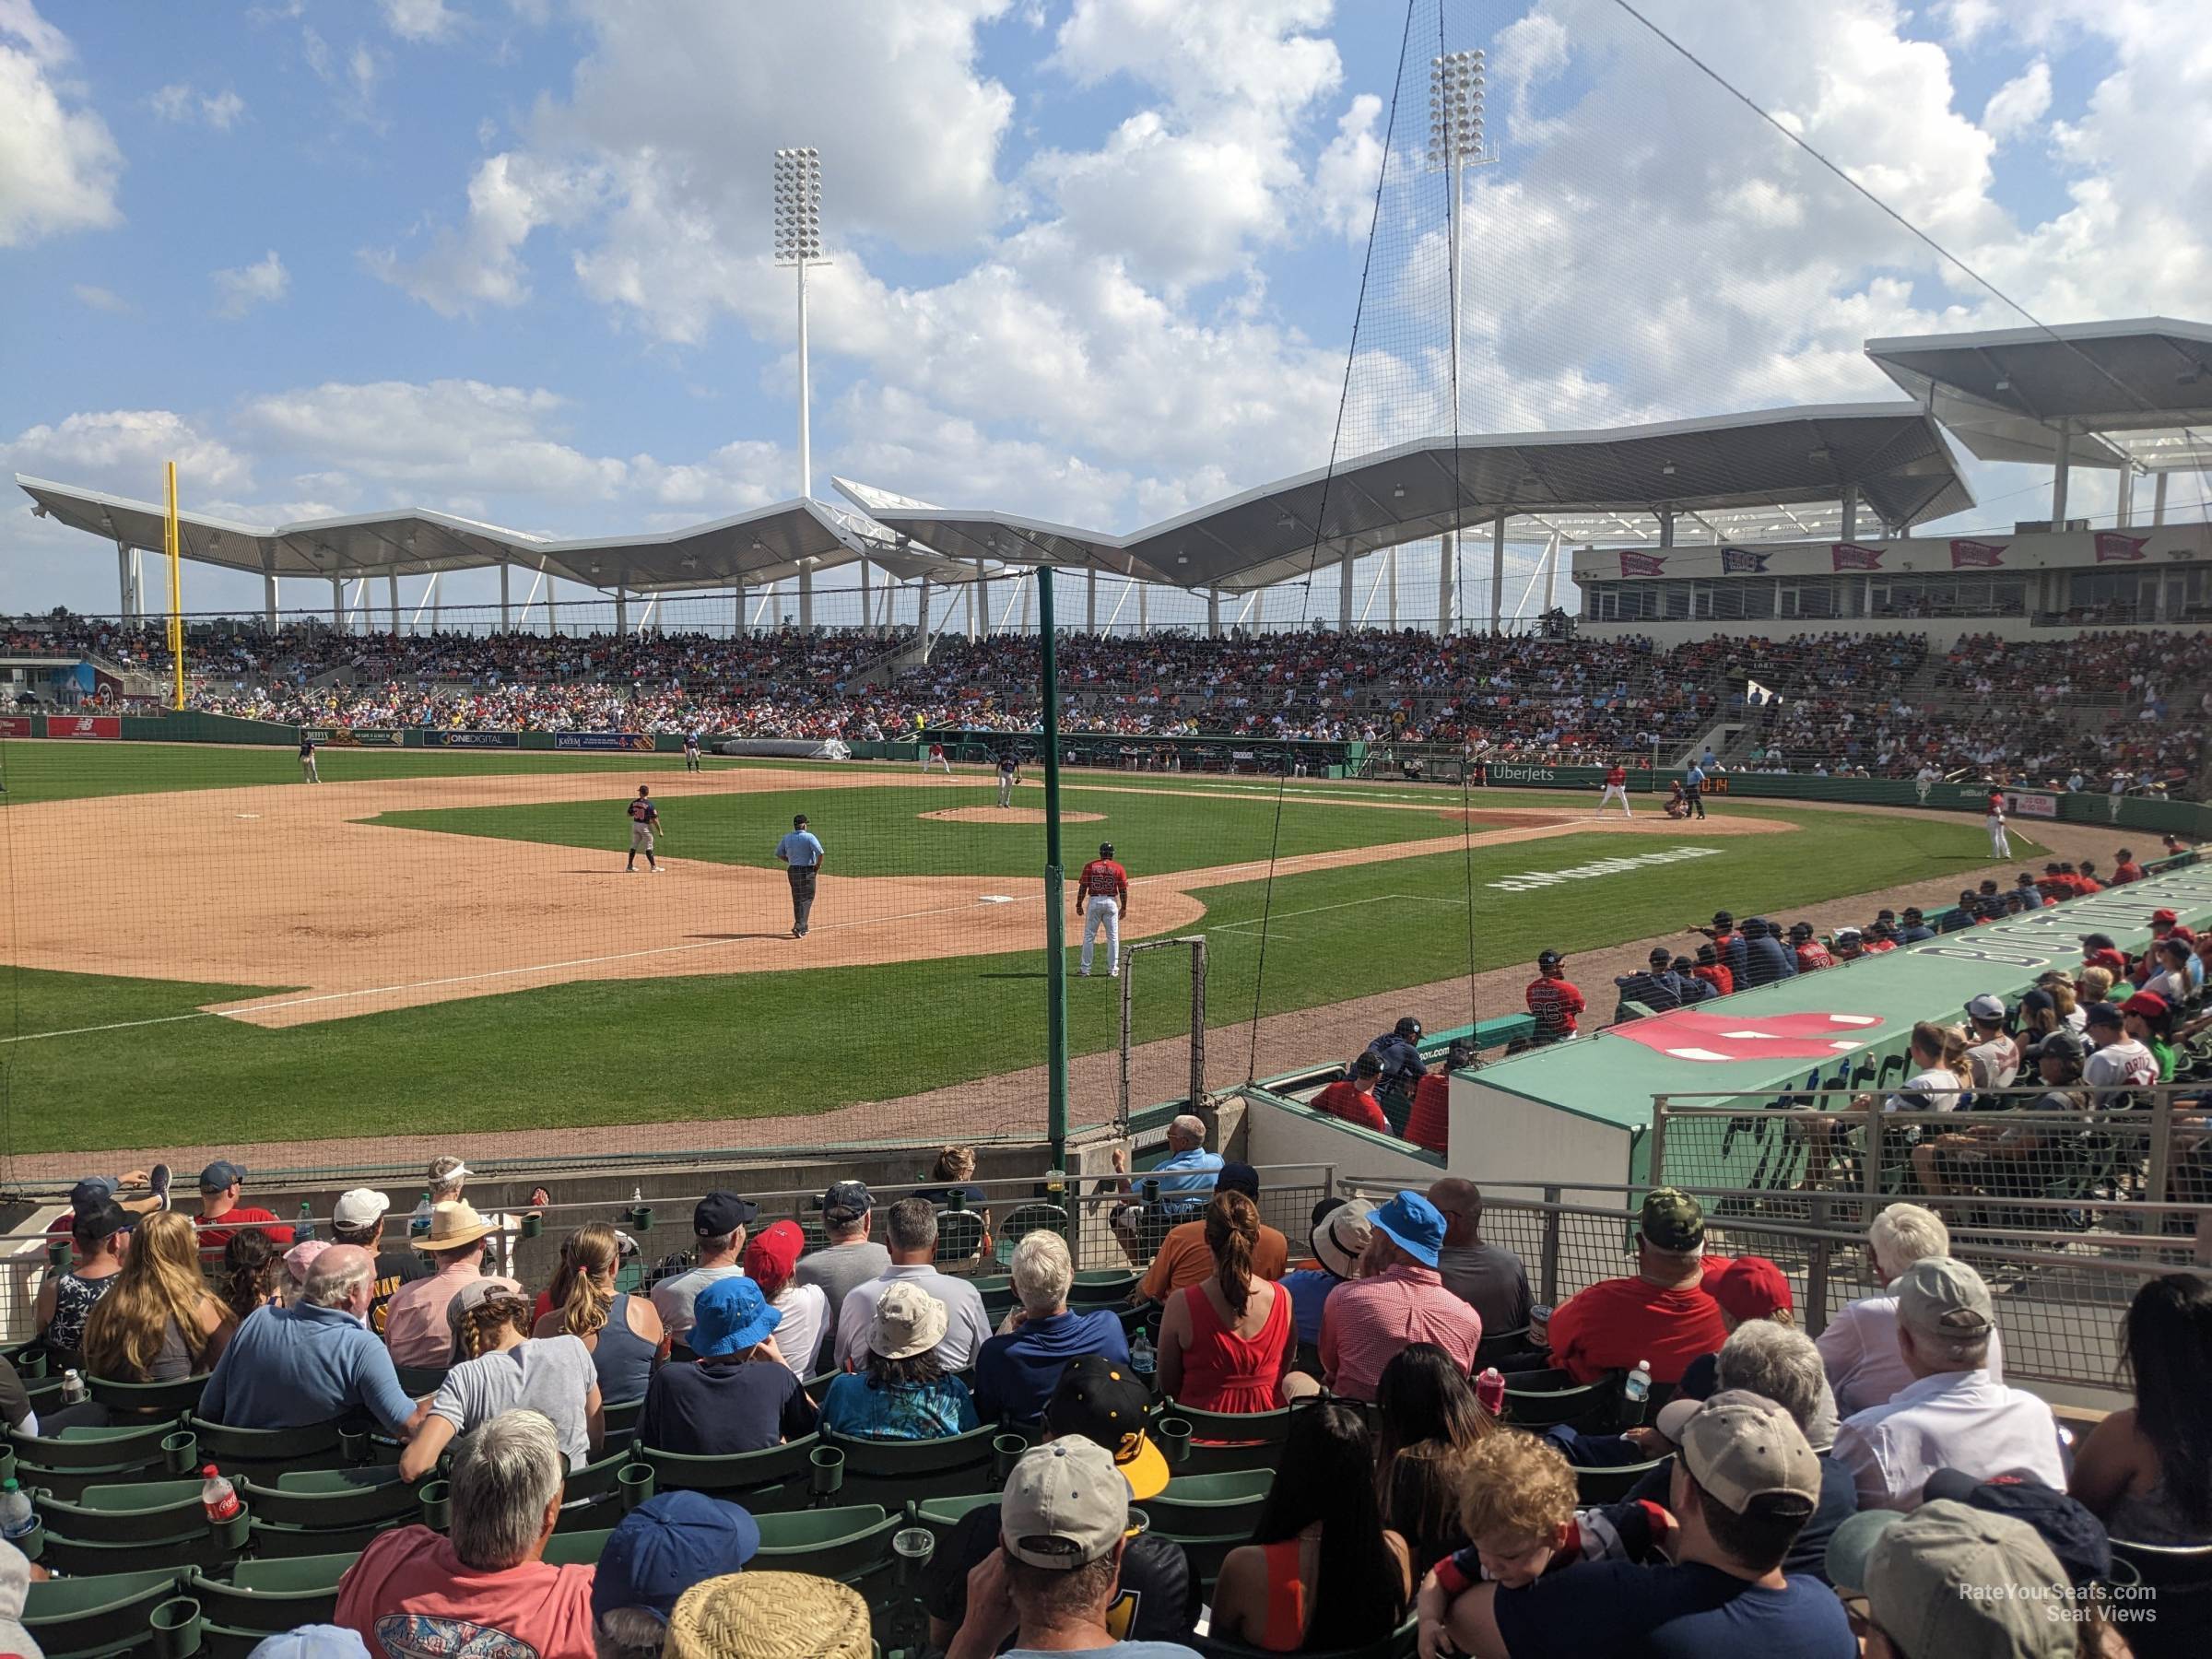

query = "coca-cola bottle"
[200, 1464, 241, 1523]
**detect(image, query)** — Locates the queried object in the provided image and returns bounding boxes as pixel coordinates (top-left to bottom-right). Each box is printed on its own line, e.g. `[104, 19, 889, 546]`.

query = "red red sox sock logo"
[1611, 1009, 1882, 1062]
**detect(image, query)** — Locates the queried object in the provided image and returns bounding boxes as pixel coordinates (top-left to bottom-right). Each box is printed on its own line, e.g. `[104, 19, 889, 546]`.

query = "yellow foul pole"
[165, 461, 185, 711]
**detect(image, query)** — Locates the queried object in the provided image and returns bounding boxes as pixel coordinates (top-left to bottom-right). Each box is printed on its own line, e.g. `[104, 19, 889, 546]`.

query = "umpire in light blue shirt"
[776, 813, 826, 939]
[198, 1243, 426, 1438]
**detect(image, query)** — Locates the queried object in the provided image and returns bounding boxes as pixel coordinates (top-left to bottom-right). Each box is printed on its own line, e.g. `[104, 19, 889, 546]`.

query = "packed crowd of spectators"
[7, 606, 2209, 788]
[14, 1130, 2201, 1659]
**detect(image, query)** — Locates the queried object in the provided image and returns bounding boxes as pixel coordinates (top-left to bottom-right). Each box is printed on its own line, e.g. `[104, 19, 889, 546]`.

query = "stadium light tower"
[774, 147, 825, 629]
[1430, 49, 1495, 636]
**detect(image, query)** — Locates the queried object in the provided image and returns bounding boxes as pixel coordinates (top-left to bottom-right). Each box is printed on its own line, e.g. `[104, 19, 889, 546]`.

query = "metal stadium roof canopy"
[12, 475, 969, 592]
[835, 404, 1971, 593]
[1865, 317, 2212, 473]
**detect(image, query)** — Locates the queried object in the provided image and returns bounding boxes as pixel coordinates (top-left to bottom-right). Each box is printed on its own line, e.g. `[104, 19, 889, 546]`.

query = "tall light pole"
[1430, 49, 1493, 636]
[774, 146, 824, 631]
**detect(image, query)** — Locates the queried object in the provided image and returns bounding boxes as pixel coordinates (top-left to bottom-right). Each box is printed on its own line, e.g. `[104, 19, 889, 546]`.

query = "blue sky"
[2, 0, 2206, 624]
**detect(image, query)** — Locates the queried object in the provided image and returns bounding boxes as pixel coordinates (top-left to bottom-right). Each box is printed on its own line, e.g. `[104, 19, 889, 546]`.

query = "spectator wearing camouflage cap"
[1832, 1257, 2063, 1512]
[1542, 1189, 1727, 1386]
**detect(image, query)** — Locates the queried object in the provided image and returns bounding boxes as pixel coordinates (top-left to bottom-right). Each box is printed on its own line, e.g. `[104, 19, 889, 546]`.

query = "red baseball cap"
[1711, 1254, 1794, 1323]
[742, 1218, 804, 1283]
[2122, 991, 2170, 1018]
[2086, 948, 2128, 972]
[2151, 909, 2180, 925]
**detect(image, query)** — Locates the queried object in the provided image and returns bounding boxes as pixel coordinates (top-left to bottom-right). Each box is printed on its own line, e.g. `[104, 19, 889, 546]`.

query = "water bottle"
[61, 1370, 87, 1406]
[1129, 1329, 1155, 1377]
[1622, 1359, 1653, 1425]
[0, 1480, 32, 1541]
[410, 1191, 432, 1238]
[1475, 1366, 1505, 1416]
[295, 1200, 316, 1243]
[200, 1465, 241, 1524]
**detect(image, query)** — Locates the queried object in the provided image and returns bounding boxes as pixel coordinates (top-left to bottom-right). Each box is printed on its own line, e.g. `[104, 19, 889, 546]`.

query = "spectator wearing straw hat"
[1831, 1257, 2063, 1512]
[831, 1198, 991, 1374]
[926, 1357, 1196, 1653]
[640, 1277, 817, 1458]
[818, 1281, 980, 1442]
[943, 1436, 1204, 1659]
[665, 1572, 871, 1659]
[382, 1200, 498, 1369]
[1319, 1191, 1480, 1403]
[1279, 1199, 1370, 1364]
[336, 1410, 597, 1659]
[592, 1492, 761, 1659]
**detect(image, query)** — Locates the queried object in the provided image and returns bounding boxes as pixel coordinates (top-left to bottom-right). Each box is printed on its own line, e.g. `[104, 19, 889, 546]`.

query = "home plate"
[979, 895, 1015, 904]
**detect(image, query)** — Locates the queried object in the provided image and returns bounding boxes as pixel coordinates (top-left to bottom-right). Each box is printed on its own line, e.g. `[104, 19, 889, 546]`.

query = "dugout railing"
[1335, 1175, 2203, 1399]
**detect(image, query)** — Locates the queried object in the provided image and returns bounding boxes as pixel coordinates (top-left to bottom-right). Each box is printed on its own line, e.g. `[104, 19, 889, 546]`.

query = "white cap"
[332, 1189, 392, 1230]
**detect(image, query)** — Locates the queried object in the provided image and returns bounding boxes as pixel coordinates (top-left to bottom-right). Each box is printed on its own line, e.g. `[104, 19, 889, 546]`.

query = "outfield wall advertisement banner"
[304, 727, 406, 747]
[553, 732, 655, 752]
[46, 714, 119, 740]
[419, 730, 521, 748]
[0, 715, 33, 738]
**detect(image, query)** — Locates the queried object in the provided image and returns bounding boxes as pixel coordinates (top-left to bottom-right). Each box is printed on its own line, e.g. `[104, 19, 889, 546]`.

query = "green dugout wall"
[1447, 860, 2212, 1199]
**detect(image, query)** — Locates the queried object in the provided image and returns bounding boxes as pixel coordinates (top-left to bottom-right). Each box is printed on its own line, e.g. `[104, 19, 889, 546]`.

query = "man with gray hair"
[1817, 1203, 2005, 1416]
[831, 1197, 992, 1372]
[973, 1230, 1129, 1423]
[336, 1409, 597, 1657]
[1830, 1257, 2061, 1512]
[1108, 1113, 1222, 1265]
[198, 1243, 426, 1436]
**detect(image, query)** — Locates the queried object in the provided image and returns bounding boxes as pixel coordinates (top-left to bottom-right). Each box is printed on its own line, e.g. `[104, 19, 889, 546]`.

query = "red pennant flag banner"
[2095, 533, 2148, 563]
[1830, 543, 1885, 571]
[1618, 550, 1667, 577]
[1949, 539, 2006, 568]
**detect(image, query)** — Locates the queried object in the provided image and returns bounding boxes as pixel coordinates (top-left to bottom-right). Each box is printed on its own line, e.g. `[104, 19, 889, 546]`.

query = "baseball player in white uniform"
[1595, 760, 1631, 818]
[1985, 790, 2011, 858]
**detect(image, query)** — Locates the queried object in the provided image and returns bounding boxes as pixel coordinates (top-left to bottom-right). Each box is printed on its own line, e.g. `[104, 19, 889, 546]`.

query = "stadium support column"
[499, 560, 511, 631]
[735, 572, 747, 638]
[1087, 569, 1097, 634]
[800, 563, 814, 634]
[1544, 531, 1560, 611]
[2154, 471, 2169, 525]
[330, 576, 342, 629]
[1839, 485, 1859, 542]
[2117, 465, 2135, 528]
[1037, 566, 1072, 1173]
[967, 559, 981, 641]
[1339, 550, 1354, 630]
[1658, 508, 1676, 548]
[265, 571, 279, 633]
[1489, 515, 1506, 634]
[858, 554, 871, 636]
[616, 586, 629, 635]
[1207, 586, 1221, 638]
[116, 541, 131, 618]
[387, 573, 399, 636]
[2052, 419, 2073, 526]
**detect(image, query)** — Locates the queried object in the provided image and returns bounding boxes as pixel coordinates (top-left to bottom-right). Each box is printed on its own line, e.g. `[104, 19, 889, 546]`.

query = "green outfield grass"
[0, 748, 2025, 1153]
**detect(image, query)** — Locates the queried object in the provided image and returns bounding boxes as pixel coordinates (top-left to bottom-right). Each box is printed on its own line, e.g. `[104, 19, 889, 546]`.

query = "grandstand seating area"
[9, 610, 2212, 788]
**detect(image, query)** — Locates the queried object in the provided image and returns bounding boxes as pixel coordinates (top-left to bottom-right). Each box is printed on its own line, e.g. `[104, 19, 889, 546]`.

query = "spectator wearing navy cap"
[1612, 947, 1684, 1022]
[1830, 927, 1866, 963]
[1319, 1191, 1480, 1401]
[1739, 919, 1796, 988]
[48, 1165, 169, 1260]
[195, 1160, 294, 1255]
[1694, 910, 1747, 983]
[793, 1180, 891, 1347]
[1918, 1471, 2112, 1588]
[648, 1192, 759, 1347]
[37, 1199, 128, 1355]
[593, 1492, 761, 1659]
[1895, 907, 1935, 945]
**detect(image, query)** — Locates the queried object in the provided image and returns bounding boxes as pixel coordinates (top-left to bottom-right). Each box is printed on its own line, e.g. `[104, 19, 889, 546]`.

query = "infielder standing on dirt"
[776, 813, 824, 938]
[683, 731, 701, 772]
[1076, 841, 1130, 979]
[996, 751, 1019, 807]
[626, 785, 663, 874]
[298, 732, 319, 783]
[1594, 758, 1631, 818]
[923, 738, 953, 775]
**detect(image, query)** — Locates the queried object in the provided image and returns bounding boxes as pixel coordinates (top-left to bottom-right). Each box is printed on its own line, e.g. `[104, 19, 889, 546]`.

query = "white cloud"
[301, 26, 382, 125]
[1982, 59, 2052, 144]
[3, 408, 253, 495]
[0, 0, 123, 246]
[382, 0, 459, 42]
[1311, 92, 1382, 242]
[150, 83, 246, 129]
[72, 282, 131, 313]
[368, 151, 602, 315]
[213, 250, 290, 317]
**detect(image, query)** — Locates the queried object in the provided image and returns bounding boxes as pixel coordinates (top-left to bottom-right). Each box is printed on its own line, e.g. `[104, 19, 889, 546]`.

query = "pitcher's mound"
[921, 806, 1105, 826]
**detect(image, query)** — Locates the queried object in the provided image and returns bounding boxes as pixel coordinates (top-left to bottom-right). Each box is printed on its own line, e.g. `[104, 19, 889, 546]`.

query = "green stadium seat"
[2108, 1537, 2212, 1659]
[601, 1394, 643, 1447]
[36, 1478, 246, 1576]
[186, 1553, 354, 1659]
[1501, 1381, 1610, 1431]
[1140, 1469, 1272, 1538]
[753, 1503, 903, 1582]
[551, 1448, 639, 1531]
[240, 1465, 418, 1533]
[2, 1341, 52, 1381]
[542, 1528, 611, 1567]
[86, 1374, 209, 1418]
[184, 1415, 359, 1480]
[394, 1365, 449, 1397]
[934, 1210, 987, 1274]
[1472, 1327, 1532, 1370]
[994, 1204, 1071, 1268]
[1156, 1400, 1314, 1477]
[1067, 1268, 1138, 1307]
[636, 1435, 822, 1512]
[10, 1421, 193, 1501]
[913, 1489, 999, 1549]
[820, 1424, 1001, 1506]
[1571, 1458, 1669, 1503]
[22, 1568, 179, 1659]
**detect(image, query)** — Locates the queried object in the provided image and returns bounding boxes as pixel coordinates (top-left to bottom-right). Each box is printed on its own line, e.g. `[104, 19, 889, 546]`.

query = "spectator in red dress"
[1312, 1053, 1391, 1134]
[1404, 1041, 1473, 1156]
[194, 1161, 294, 1256]
[1524, 951, 1585, 1044]
[1542, 1188, 1727, 1385]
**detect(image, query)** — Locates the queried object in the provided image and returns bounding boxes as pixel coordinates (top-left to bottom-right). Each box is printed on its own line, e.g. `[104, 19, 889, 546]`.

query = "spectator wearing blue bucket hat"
[639, 1277, 818, 1457]
[592, 1491, 761, 1659]
[1318, 1191, 1482, 1400]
